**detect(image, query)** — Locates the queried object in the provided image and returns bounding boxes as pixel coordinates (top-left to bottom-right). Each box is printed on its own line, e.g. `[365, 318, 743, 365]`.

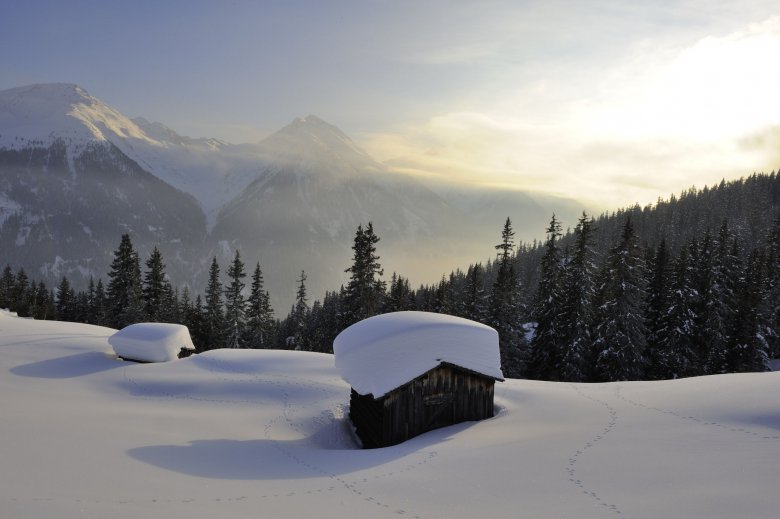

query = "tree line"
[1, 173, 778, 381]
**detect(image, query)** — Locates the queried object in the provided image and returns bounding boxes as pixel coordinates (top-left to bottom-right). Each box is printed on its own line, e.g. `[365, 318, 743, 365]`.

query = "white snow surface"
[108, 323, 195, 363]
[334, 311, 503, 398]
[2, 309, 780, 519]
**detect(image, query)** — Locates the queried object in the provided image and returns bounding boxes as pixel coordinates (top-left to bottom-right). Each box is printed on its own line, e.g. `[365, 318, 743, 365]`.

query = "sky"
[3, 0, 780, 210]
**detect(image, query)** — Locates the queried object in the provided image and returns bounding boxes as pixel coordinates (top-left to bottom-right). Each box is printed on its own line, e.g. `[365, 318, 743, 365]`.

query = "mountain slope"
[211, 116, 461, 308]
[0, 83, 588, 309]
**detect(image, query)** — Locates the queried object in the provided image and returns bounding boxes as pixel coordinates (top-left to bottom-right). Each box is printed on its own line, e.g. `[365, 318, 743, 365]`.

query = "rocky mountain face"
[0, 83, 585, 310]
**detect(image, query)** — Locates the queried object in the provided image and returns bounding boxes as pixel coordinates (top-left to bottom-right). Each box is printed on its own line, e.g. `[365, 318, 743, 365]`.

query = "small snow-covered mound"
[108, 323, 195, 363]
[334, 311, 503, 398]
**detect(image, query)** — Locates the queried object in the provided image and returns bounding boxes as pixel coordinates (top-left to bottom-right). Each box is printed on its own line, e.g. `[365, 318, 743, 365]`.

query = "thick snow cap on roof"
[109, 323, 195, 363]
[334, 311, 504, 398]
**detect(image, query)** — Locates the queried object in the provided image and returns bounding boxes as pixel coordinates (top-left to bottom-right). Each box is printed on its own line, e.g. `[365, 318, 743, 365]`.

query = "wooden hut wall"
[350, 363, 496, 448]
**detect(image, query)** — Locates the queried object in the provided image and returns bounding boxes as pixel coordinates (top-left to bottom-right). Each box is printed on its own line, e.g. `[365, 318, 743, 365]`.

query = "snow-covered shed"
[109, 323, 196, 363]
[334, 311, 504, 448]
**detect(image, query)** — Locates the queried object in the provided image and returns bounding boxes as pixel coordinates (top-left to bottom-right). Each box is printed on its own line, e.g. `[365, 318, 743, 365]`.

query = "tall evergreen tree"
[490, 217, 525, 377]
[12, 269, 31, 317]
[529, 215, 565, 380]
[56, 276, 75, 322]
[202, 257, 225, 350]
[592, 217, 649, 381]
[384, 273, 415, 313]
[0, 265, 15, 311]
[653, 246, 699, 379]
[92, 279, 108, 326]
[765, 215, 780, 358]
[224, 251, 247, 349]
[106, 234, 144, 328]
[558, 213, 597, 381]
[727, 248, 771, 372]
[142, 247, 173, 322]
[696, 227, 737, 374]
[343, 223, 386, 326]
[461, 264, 488, 323]
[245, 262, 275, 349]
[287, 270, 309, 350]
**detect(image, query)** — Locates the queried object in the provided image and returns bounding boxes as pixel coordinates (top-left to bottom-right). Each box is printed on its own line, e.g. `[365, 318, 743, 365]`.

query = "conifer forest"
[2, 172, 779, 382]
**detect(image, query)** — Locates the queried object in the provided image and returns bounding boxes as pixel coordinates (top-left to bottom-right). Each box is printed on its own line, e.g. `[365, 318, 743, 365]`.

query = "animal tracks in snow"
[568, 384, 626, 519]
[122, 353, 434, 518]
[613, 385, 780, 441]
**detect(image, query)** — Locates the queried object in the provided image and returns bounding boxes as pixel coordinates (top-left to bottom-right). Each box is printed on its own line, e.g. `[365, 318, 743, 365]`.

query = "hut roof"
[333, 311, 504, 398]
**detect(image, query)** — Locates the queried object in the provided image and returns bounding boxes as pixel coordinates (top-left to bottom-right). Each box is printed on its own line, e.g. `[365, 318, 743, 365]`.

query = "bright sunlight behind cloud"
[362, 15, 780, 210]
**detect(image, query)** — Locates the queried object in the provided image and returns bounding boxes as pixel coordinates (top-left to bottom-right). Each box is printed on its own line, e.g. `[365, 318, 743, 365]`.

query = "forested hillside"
[2, 172, 778, 383]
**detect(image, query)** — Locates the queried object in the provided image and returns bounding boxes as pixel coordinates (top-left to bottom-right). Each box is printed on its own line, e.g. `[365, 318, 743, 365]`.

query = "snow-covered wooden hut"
[109, 323, 196, 363]
[334, 311, 504, 448]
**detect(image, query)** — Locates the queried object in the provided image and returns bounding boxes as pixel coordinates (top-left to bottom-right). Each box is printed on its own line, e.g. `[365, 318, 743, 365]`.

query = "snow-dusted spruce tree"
[727, 248, 771, 372]
[286, 270, 309, 350]
[644, 239, 671, 378]
[142, 247, 174, 323]
[592, 217, 649, 382]
[12, 268, 31, 317]
[653, 246, 699, 379]
[490, 217, 526, 378]
[557, 213, 597, 382]
[461, 263, 488, 324]
[106, 234, 144, 328]
[56, 275, 75, 322]
[224, 251, 247, 349]
[383, 273, 414, 313]
[244, 262, 275, 349]
[766, 216, 780, 358]
[0, 265, 14, 310]
[186, 295, 206, 350]
[528, 215, 565, 380]
[695, 226, 737, 375]
[342, 223, 386, 327]
[201, 257, 224, 351]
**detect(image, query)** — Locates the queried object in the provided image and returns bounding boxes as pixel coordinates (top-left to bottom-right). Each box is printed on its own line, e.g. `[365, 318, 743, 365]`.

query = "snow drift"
[108, 323, 195, 362]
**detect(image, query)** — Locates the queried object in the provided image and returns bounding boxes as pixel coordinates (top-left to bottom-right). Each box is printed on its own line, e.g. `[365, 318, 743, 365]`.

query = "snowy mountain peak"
[257, 115, 377, 175]
[0, 82, 153, 149]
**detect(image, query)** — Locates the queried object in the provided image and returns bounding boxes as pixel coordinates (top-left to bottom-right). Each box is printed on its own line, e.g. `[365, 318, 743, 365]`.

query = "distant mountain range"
[0, 83, 585, 310]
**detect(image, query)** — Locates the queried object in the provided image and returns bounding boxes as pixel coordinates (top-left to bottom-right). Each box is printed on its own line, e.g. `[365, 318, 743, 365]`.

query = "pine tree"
[727, 248, 771, 372]
[653, 246, 698, 379]
[142, 247, 173, 322]
[765, 215, 780, 358]
[56, 276, 75, 322]
[461, 264, 488, 323]
[32, 281, 53, 320]
[92, 279, 108, 326]
[557, 213, 597, 381]
[343, 223, 386, 326]
[287, 270, 309, 350]
[202, 257, 225, 350]
[384, 273, 414, 313]
[592, 217, 649, 381]
[490, 217, 525, 378]
[0, 265, 14, 310]
[245, 263, 275, 349]
[188, 295, 206, 352]
[224, 251, 247, 349]
[696, 227, 736, 375]
[106, 234, 144, 328]
[529, 215, 565, 380]
[12, 269, 31, 317]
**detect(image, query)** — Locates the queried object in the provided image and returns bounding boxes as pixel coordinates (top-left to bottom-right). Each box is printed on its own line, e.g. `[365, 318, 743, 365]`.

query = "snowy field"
[1, 310, 779, 519]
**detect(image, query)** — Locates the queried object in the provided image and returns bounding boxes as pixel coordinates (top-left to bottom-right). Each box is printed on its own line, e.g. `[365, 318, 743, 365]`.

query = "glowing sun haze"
[3, 0, 780, 211]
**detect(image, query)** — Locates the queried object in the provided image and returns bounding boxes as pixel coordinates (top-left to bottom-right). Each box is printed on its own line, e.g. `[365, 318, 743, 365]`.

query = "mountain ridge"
[0, 82, 587, 310]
